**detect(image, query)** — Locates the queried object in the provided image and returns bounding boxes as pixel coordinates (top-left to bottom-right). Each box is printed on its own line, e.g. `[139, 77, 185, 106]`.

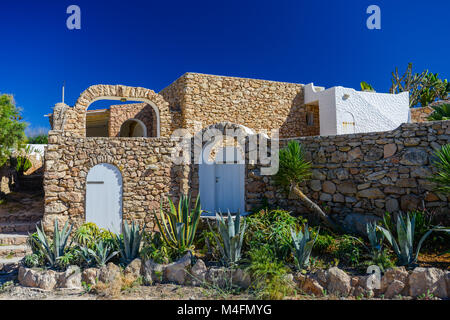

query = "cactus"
[208, 211, 246, 266]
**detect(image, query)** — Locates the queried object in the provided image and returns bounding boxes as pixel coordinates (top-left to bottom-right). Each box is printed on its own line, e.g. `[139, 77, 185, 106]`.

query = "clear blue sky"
[1, 0, 449, 136]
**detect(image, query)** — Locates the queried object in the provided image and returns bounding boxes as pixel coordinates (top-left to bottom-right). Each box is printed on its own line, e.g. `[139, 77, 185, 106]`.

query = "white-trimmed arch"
[119, 118, 148, 137]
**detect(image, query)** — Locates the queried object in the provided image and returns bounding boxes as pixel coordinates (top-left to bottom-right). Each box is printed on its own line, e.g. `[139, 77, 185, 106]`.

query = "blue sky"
[1, 0, 449, 136]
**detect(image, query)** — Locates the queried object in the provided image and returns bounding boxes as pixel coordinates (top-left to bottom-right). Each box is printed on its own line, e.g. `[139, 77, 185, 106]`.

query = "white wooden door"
[341, 112, 356, 134]
[85, 163, 123, 234]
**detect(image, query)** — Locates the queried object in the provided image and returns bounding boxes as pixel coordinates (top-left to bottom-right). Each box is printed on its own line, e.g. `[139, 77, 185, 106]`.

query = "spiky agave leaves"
[366, 221, 384, 254]
[113, 220, 145, 266]
[208, 211, 247, 266]
[80, 240, 118, 267]
[430, 144, 450, 195]
[377, 212, 450, 267]
[30, 219, 72, 268]
[290, 224, 319, 270]
[153, 194, 202, 252]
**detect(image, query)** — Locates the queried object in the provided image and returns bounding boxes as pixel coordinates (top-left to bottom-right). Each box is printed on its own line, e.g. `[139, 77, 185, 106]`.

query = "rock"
[301, 276, 324, 297]
[232, 268, 251, 289]
[384, 280, 405, 298]
[190, 259, 207, 286]
[337, 181, 356, 195]
[359, 273, 379, 291]
[206, 268, 231, 288]
[400, 148, 428, 166]
[384, 143, 397, 158]
[380, 267, 409, 293]
[322, 181, 336, 194]
[315, 269, 328, 288]
[385, 198, 399, 212]
[59, 265, 82, 289]
[327, 267, 351, 296]
[18, 267, 58, 291]
[348, 147, 362, 161]
[124, 258, 142, 281]
[142, 259, 166, 284]
[99, 262, 121, 284]
[165, 252, 192, 285]
[82, 268, 99, 286]
[400, 195, 421, 212]
[356, 188, 384, 199]
[310, 180, 322, 192]
[409, 267, 447, 298]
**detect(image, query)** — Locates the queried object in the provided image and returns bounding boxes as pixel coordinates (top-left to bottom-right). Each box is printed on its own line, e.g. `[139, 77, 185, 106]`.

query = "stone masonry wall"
[245, 121, 450, 223]
[411, 106, 434, 123]
[161, 73, 319, 138]
[108, 103, 157, 137]
[42, 130, 186, 232]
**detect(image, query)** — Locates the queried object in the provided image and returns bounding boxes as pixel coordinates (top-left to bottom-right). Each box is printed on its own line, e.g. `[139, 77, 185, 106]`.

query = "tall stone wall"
[245, 121, 450, 222]
[161, 73, 319, 138]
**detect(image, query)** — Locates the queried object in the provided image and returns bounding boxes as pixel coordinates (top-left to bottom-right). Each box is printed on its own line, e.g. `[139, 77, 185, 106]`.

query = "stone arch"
[119, 118, 147, 137]
[64, 84, 171, 137]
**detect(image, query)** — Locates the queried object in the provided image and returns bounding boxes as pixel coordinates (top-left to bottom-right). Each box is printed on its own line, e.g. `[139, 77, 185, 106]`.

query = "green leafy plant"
[334, 235, 363, 267]
[29, 219, 73, 268]
[366, 221, 384, 254]
[430, 144, 450, 195]
[79, 240, 118, 267]
[246, 245, 295, 300]
[23, 253, 42, 268]
[428, 104, 450, 121]
[15, 156, 32, 175]
[360, 81, 375, 92]
[0, 94, 27, 167]
[153, 194, 202, 253]
[112, 221, 145, 266]
[290, 224, 318, 270]
[208, 211, 247, 266]
[274, 141, 340, 231]
[27, 134, 48, 144]
[140, 232, 173, 264]
[73, 222, 113, 249]
[244, 209, 305, 262]
[377, 212, 450, 267]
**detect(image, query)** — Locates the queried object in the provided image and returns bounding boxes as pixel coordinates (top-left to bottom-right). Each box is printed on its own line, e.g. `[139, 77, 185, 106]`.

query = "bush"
[246, 245, 295, 300]
[333, 235, 364, 267]
[244, 209, 306, 262]
[140, 232, 174, 264]
[27, 134, 48, 144]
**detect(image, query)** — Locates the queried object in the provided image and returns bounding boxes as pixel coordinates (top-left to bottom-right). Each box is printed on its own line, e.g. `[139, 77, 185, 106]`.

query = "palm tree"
[430, 144, 450, 195]
[274, 140, 340, 232]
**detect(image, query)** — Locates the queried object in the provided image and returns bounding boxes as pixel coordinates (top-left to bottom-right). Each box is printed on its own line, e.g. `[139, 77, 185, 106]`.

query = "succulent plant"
[112, 220, 144, 266]
[290, 224, 318, 270]
[80, 240, 118, 267]
[208, 211, 246, 266]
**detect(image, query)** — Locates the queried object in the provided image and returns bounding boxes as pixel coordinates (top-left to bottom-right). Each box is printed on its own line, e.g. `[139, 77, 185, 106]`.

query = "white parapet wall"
[304, 83, 410, 136]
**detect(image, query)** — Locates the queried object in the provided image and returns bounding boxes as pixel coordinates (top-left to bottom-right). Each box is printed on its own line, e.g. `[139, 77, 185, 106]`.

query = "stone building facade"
[44, 72, 449, 232]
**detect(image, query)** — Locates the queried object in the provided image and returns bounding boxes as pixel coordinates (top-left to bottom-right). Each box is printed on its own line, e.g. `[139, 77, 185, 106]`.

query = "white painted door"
[86, 163, 123, 234]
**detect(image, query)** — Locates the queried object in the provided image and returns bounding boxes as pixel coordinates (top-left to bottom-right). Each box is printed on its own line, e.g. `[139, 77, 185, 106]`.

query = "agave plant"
[29, 219, 73, 268]
[80, 240, 118, 267]
[290, 225, 319, 270]
[366, 221, 384, 254]
[112, 220, 144, 265]
[208, 211, 246, 266]
[153, 194, 202, 252]
[377, 212, 450, 268]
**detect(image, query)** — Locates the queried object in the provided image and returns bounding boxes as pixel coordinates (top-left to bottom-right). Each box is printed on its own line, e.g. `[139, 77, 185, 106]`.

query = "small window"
[306, 112, 314, 126]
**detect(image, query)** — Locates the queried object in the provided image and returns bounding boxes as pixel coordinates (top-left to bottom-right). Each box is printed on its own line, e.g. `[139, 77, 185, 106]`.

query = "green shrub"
[312, 231, 335, 254]
[23, 253, 42, 268]
[112, 221, 145, 266]
[73, 222, 114, 249]
[246, 245, 295, 300]
[27, 134, 48, 144]
[334, 235, 363, 267]
[430, 144, 450, 195]
[193, 229, 221, 262]
[140, 232, 173, 264]
[244, 209, 306, 262]
[15, 156, 32, 174]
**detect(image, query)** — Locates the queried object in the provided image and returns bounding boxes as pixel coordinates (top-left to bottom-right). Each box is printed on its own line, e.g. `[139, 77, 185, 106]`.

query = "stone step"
[0, 222, 39, 233]
[0, 256, 22, 274]
[0, 233, 29, 246]
[0, 245, 30, 259]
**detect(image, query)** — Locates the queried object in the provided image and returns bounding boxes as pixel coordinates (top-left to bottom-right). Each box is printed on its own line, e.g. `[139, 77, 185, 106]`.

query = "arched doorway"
[199, 145, 245, 215]
[341, 111, 356, 134]
[85, 163, 123, 234]
[119, 118, 147, 137]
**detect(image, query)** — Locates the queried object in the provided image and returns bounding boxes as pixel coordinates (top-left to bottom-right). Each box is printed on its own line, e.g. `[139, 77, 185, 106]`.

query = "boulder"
[409, 267, 447, 298]
[327, 267, 351, 296]
[189, 259, 207, 286]
[380, 267, 409, 293]
[124, 258, 142, 281]
[82, 268, 99, 286]
[142, 259, 166, 284]
[59, 265, 82, 289]
[231, 268, 251, 289]
[165, 252, 192, 285]
[384, 280, 405, 299]
[315, 269, 329, 288]
[99, 262, 121, 284]
[302, 276, 324, 297]
[18, 267, 58, 291]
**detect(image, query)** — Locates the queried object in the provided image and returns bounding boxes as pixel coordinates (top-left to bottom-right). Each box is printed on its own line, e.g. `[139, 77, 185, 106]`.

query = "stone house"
[44, 73, 448, 233]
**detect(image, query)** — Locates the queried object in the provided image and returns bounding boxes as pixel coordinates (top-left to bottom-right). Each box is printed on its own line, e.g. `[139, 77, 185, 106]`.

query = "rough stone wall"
[108, 103, 157, 137]
[171, 73, 317, 138]
[411, 106, 434, 123]
[42, 130, 186, 232]
[244, 121, 450, 220]
[159, 75, 187, 133]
